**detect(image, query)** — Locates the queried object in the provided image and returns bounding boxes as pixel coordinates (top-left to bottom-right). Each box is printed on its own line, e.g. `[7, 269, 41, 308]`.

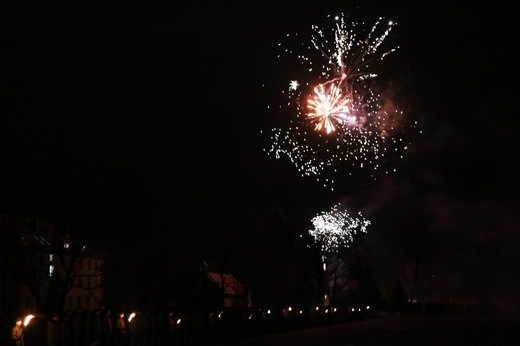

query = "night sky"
[2, 1, 518, 304]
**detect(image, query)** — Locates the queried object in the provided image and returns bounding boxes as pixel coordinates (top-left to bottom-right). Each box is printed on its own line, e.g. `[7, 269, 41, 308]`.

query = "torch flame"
[128, 312, 136, 322]
[23, 314, 35, 327]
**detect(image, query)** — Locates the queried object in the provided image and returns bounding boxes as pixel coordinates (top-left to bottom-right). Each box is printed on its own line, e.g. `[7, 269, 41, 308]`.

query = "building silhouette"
[0, 215, 104, 318]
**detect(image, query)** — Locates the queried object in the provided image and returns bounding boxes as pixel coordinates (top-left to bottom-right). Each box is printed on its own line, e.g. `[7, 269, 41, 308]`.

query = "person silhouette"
[11, 317, 24, 346]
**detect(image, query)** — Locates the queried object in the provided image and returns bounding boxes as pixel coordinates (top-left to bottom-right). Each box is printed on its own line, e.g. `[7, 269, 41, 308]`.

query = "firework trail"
[309, 203, 371, 254]
[264, 13, 415, 188]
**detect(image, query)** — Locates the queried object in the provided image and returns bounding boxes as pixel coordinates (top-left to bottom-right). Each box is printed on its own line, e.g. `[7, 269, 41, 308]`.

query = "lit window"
[49, 254, 55, 277]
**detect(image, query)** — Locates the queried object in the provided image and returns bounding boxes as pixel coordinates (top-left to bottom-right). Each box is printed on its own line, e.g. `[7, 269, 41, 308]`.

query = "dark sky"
[2, 1, 519, 301]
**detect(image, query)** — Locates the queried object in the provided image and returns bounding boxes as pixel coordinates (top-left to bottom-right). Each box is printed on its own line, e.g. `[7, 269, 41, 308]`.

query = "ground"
[212, 313, 520, 346]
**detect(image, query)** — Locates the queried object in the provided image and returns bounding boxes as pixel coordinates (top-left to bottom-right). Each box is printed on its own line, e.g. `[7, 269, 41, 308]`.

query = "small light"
[176, 318, 182, 325]
[267, 309, 271, 314]
[288, 307, 292, 312]
[366, 306, 370, 310]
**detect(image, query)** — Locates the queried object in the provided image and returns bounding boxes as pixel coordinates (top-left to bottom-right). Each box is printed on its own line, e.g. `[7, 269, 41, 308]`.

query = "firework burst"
[307, 82, 352, 134]
[264, 13, 415, 188]
[309, 203, 370, 254]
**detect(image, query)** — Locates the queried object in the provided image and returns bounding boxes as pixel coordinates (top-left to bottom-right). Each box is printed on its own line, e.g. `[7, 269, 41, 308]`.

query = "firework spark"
[289, 80, 300, 91]
[309, 203, 370, 253]
[264, 13, 415, 187]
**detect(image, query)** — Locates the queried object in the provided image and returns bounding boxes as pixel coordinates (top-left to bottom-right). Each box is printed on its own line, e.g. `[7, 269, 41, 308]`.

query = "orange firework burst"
[265, 13, 415, 189]
[307, 83, 352, 134]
